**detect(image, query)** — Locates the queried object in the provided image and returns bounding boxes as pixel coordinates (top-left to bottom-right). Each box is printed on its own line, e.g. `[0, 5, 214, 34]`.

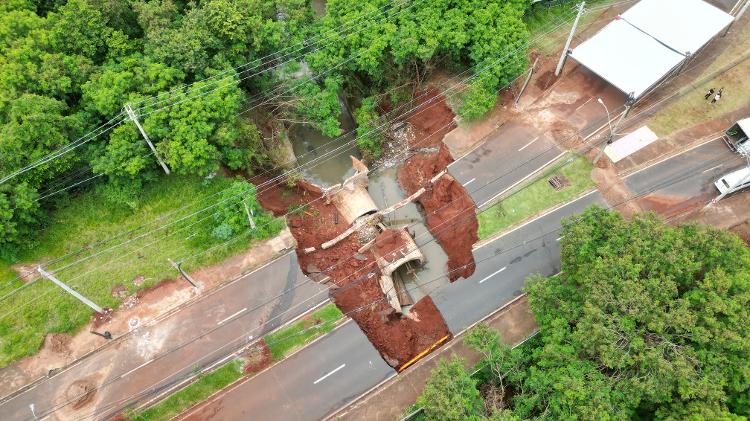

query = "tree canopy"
[418, 207, 750, 420]
[0, 0, 533, 255]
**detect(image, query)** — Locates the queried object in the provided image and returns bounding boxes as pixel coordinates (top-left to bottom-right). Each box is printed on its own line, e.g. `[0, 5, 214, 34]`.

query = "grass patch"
[648, 22, 750, 136]
[0, 175, 284, 367]
[265, 303, 343, 361]
[478, 155, 594, 240]
[131, 358, 244, 421]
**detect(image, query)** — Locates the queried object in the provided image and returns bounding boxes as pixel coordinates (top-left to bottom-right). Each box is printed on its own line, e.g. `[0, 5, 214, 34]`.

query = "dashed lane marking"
[314, 363, 346, 385]
[478, 267, 507, 284]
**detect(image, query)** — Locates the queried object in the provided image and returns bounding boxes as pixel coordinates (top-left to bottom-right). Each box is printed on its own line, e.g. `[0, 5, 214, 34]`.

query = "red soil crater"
[257, 178, 451, 368]
[398, 88, 478, 281]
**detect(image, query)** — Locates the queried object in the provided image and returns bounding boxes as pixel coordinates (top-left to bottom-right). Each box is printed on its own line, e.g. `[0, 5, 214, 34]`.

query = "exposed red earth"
[257, 179, 451, 368]
[398, 89, 478, 281]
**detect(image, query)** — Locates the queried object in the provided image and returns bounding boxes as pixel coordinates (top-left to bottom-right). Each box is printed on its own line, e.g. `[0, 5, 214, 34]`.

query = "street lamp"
[597, 98, 614, 144]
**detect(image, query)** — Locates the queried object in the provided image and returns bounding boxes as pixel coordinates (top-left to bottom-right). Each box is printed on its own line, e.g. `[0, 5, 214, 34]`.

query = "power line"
[0, 12, 571, 296]
[39, 136, 727, 420]
[0, 0, 424, 188]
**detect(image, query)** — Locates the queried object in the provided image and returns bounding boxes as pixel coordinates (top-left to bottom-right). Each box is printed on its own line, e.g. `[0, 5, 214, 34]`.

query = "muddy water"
[368, 168, 450, 311]
[288, 125, 360, 187]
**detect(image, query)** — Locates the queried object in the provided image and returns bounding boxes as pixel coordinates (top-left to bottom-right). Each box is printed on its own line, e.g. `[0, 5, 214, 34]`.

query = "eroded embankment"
[257, 180, 451, 368]
[398, 89, 478, 281]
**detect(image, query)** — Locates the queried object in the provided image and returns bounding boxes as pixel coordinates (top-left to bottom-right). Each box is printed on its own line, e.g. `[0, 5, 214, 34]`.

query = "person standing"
[712, 87, 723, 105]
[705, 87, 715, 100]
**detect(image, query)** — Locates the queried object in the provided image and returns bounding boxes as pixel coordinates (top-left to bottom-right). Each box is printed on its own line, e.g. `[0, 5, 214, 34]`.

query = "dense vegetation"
[418, 207, 750, 419]
[0, 0, 531, 257]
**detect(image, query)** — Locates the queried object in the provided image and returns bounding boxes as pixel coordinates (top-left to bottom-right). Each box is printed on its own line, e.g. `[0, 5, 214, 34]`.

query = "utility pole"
[168, 258, 199, 288]
[515, 57, 540, 105]
[723, 0, 749, 37]
[37, 266, 103, 313]
[243, 201, 257, 230]
[593, 103, 632, 164]
[124, 103, 171, 175]
[555, 2, 586, 77]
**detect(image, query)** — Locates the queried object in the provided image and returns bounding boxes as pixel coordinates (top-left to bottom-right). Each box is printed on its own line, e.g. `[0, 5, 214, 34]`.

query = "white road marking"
[478, 267, 507, 284]
[217, 307, 247, 326]
[314, 363, 346, 385]
[120, 359, 153, 378]
[518, 136, 540, 152]
[702, 164, 723, 174]
[463, 177, 476, 187]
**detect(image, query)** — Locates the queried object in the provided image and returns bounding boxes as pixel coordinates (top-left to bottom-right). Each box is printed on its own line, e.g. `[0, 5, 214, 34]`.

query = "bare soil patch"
[399, 145, 478, 281]
[243, 340, 272, 374]
[66, 378, 97, 410]
[258, 180, 451, 368]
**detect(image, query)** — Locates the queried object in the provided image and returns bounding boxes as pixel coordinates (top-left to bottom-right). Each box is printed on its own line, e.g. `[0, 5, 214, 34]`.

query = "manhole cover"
[548, 175, 570, 191]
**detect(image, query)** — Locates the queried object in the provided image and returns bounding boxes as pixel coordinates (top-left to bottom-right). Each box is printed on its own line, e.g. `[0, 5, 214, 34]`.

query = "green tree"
[198, 179, 283, 243]
[0, 94, 84, 186]
[519, 207, 750, 419]
[0, 183, 40, 257]
[353, 96, 382, 160]
[417, 357, 486, 421]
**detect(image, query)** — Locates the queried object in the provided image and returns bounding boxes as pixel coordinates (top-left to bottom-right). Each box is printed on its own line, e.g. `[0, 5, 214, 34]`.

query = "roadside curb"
[477, 151, 567, 211]
[474, 188, 598, 250]
[620, 134, 722, 180]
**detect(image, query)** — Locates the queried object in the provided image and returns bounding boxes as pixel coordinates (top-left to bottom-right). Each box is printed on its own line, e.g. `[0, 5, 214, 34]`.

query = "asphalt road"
[433, 191, 604, 333]
[188, 191, 605, 421]
[183, 321, 393, 421]
[624, 138, 746, 198]
[0, 253, 328, 421]
[448, 121, 563, 209]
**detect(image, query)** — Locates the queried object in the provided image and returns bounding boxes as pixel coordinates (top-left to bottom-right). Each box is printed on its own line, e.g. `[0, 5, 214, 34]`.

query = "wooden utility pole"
[37, 266, 103, 313]
[124, 103, 171, 175]
[555, 2, 586, 77]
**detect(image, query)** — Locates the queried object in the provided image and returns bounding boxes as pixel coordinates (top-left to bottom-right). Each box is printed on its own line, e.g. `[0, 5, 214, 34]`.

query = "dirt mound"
[399, 145, 478, 281]
[45, 333, 72, 354]
[372, 229, 412, 265]
[256, 178, 311, 216]
[66, 378, 96, 410]
[406, 87, 457, 149]
[244, 340, 272, 374]
[111, 284, 128, 298]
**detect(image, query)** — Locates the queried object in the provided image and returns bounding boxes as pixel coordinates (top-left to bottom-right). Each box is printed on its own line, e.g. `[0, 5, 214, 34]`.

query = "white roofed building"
[569, 0, 734, 100]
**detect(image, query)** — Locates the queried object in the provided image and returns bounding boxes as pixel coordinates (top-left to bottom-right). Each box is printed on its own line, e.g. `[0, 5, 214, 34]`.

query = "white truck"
[722, 117, 750, 156]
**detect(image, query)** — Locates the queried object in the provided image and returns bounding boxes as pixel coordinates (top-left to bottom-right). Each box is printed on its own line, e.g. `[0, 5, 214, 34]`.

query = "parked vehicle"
[722, 117, 750, 156]
[714, 166, 750, 195]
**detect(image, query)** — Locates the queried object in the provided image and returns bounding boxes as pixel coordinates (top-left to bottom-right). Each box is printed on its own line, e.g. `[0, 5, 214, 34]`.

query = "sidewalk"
[331, 296, 538, 421]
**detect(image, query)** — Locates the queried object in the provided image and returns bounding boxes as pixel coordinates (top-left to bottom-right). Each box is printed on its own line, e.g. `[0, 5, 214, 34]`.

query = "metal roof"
[570, 0, 733, 99]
